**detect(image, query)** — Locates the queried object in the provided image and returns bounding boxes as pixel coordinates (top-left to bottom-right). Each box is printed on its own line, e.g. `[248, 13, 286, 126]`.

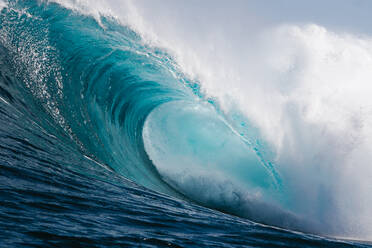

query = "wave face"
[0, 0, 372, 246]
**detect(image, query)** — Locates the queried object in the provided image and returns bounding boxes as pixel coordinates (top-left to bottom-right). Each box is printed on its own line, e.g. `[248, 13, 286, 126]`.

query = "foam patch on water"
[0, 0, 7, 10]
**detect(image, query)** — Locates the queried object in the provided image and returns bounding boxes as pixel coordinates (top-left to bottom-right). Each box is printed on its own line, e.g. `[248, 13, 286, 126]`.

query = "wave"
[2, 0, 372, 240]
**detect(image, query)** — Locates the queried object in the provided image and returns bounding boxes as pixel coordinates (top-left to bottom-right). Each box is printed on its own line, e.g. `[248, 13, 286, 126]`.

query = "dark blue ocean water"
[0, 1, 371, 247]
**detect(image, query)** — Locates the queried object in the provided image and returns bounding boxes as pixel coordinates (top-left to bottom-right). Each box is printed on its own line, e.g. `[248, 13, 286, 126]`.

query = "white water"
[51, 0, 372, 239]
[0, 0, 7, 10]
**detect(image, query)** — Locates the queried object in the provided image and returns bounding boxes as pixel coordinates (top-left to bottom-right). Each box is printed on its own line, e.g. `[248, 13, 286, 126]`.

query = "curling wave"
[2, 0, 372, 241]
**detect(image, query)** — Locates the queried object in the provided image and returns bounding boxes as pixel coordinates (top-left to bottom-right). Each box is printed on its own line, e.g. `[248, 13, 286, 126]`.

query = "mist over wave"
[1, 0, 372, 243]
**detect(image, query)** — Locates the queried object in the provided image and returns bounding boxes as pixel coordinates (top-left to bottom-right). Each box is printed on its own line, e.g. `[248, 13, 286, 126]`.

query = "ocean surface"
[1, 1, 372, 247]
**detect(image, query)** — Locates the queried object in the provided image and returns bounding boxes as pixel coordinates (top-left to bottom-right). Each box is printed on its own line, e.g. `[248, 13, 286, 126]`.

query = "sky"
[131, 0, 372, 36]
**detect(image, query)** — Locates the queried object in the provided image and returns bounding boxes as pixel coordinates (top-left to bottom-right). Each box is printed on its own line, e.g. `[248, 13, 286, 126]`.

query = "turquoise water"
[0, 1, 371, 247]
